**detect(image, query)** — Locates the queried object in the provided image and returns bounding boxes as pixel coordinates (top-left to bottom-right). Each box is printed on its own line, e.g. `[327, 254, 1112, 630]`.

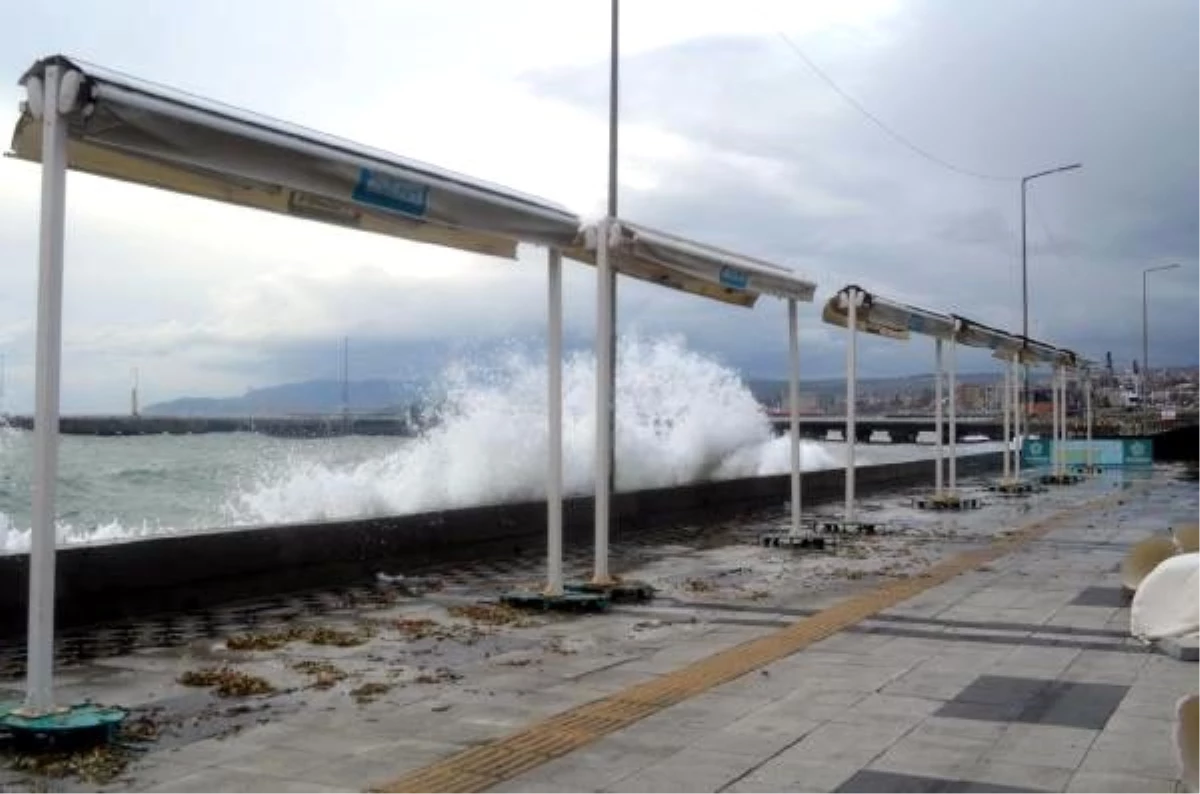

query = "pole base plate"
[818, 520, 879, 535]
[758, 528, 829, 550]
[0, 702, 127, 752]
[914, 494, 982, 511]
[565, 580, 655, 603]
[1040, 472, 1084, 486]
[987, 480, 1043, 495]
[499, 590, 610, 612]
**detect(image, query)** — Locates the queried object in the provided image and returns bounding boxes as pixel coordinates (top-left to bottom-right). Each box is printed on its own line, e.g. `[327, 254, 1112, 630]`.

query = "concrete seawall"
[0, 453, 1003, 635]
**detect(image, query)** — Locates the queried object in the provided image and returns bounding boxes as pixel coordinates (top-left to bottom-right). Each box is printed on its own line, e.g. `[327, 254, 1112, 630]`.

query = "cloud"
[0, 0, 1195, 413]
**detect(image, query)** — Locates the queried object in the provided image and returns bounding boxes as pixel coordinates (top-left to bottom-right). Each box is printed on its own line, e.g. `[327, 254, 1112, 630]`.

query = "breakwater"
[1, 414, 413, 438]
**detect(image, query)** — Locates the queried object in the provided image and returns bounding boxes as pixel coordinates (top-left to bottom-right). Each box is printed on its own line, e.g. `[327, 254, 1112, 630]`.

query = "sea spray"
[228, 335, 837, 524]
[0, 335, 852, 553]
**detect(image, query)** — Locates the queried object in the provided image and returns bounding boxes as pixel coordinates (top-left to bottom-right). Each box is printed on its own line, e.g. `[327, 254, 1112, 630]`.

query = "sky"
[0, 0, 1196, 413]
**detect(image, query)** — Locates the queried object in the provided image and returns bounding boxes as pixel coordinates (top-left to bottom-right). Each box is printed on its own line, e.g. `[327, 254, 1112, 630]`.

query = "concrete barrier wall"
[0, 453, 1002, 634]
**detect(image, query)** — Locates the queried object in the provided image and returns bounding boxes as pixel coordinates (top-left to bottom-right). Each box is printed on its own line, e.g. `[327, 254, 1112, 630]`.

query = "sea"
[0, 336, 1001, 555]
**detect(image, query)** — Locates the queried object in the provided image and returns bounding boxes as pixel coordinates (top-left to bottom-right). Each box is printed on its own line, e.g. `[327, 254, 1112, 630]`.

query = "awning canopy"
[952, 315, 1024, 354]
[821, 285, 956, 341]
[566, 219, 817, 308]
[9, 55, 581, 259]
[989, 337, 1077, 367]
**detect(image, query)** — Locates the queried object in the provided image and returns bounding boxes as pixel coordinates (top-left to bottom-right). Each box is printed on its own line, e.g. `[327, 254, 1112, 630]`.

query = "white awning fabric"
[9, 55, 581, 259]
[567, 219, 817, 308]
[821, 285, 956, 341]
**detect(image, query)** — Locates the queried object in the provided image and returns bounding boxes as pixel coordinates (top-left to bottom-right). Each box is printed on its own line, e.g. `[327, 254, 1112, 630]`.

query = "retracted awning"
[952, 315, 1024, 353]
[821, 284, 956, 341]
[9, 55, 582, 259]
[566, 219, 817, 308]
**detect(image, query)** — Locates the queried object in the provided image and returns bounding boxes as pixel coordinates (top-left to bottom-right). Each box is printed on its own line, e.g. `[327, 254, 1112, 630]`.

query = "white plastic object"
[1131, 552, 1200, 642]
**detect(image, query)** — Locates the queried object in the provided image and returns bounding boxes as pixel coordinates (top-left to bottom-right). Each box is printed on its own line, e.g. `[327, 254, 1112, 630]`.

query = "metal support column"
[593, 219, 613, 584]
[844, 291, 859, 525]
[934, 339, 944, 496]
[787, 299, 802, 537]
[948, 337, 958, 492]
[25, 63, 70, 715]
[545, 249, 564, 596]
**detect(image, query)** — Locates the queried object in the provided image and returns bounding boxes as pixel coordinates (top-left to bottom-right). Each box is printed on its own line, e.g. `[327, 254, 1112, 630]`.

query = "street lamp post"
[1021, 163, 1081, 431]
[1142, 263, 1180, 405]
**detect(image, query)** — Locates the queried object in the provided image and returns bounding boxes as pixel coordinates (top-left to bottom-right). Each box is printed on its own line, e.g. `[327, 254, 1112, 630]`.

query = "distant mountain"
[145, 369, 1022, 418]
[144, 379, 427, 417]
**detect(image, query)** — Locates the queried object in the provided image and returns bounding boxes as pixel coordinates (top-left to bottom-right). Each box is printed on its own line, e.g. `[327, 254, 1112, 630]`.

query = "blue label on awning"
[719, 266, 749, 289]
[352, 169, 429, 217]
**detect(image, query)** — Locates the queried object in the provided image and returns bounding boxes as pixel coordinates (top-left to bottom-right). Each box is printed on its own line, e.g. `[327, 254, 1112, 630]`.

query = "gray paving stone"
[488, 775, 577, 793]
[221, 746, 338, 779]
[160, 736, 261, 768]
[1155, 634, 1199, 662]
[1078, 725, 1184, 779]
[604, 747, 759, 793]
[882, 669, 980, 701]
[143, 767, 341, 793]
[750, 687, 870, 724]
[767, 719, 913, 769]
[1060, 649, 1150, 684]
[689, 711, 822, 758]
[937, 674, 1128, 729]
[1065, 770, 1180, 792]
[985, 724, 1100, 770]
[833, 769, 1038, 793]
[723, 758, 862, 793]
[1071, 587, 1128, 607]
[834, 693, 946, 730]
[499, 739, 666, 793]
[962, 759, 1074, 792]
[870, 732, 996, 781]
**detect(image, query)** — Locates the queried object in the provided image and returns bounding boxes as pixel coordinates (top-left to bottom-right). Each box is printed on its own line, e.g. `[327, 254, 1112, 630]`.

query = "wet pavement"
[0, 464, 1194, 792]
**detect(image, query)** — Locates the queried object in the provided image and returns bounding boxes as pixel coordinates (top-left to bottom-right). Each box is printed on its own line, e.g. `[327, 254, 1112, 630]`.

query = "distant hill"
[144, 379, 427, 417]
[145, 370, 1020, 417]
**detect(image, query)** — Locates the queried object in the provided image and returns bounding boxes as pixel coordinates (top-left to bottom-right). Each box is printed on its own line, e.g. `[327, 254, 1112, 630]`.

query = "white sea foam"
[227, 335, 837, 525]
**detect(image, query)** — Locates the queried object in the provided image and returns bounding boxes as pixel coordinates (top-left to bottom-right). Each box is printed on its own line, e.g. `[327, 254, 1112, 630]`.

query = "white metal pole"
[1059, 368, 1067, 474]
[26, 63, 69, 715]
[948, 337, 958, 492]
[545, 249, 564, 596]
[1050, 366, 1060, 476]
[592, 219, 613, 584]
[845, 291, 858, 525]
[934, 339, 944, 496]
[1002, 359, 1011, 481]
[787, 299, 802, 537]
[1013, 354, 1022, 480]
[1085, 372, 1094, 470]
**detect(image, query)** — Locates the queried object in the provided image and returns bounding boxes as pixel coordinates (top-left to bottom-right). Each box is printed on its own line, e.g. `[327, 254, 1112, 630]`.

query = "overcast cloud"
[0, 0, 1195, 412]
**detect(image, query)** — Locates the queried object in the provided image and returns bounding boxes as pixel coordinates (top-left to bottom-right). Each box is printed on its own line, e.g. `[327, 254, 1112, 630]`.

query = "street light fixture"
[1020, 162, 1082, 429]
[1142, 263, 1181, 404]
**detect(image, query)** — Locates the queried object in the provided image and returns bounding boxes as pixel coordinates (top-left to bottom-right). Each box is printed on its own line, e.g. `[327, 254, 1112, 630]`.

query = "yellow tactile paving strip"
[377, 490, 1131, 793]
